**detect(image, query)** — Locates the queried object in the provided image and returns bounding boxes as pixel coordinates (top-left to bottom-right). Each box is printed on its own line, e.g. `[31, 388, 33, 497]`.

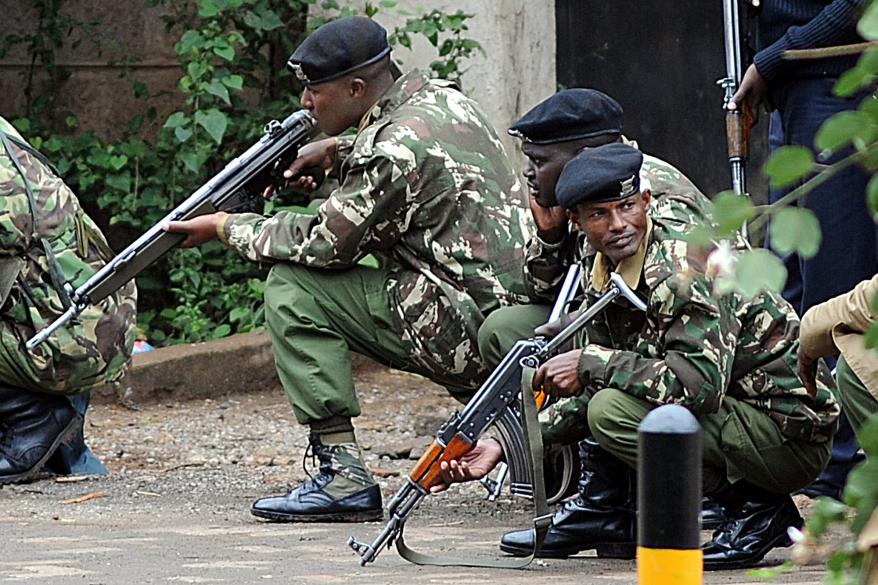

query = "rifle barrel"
[25, 110, 317, 349]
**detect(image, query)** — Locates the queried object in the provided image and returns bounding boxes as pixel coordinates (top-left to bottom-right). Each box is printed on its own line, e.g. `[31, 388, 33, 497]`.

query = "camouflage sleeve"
[577, 276, 735, 413]
[331, 135, 356, 178]
[523, 232, 579, 301]
[0, 145, 35, 256]
[223, 154, 408, 266]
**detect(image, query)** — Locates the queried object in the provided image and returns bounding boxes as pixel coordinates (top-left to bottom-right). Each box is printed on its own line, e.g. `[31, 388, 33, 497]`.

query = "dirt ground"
[0, 361, 831, 584]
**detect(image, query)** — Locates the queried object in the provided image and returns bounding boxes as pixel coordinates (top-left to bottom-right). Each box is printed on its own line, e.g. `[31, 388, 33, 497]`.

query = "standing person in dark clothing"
[728, 0, 877, 500]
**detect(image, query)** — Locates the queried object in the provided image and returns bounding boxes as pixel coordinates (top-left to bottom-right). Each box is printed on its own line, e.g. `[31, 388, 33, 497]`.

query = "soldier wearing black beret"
[287, 16, 391, 88]
[477, 88, 710, 383]
[555, 143, 650, 266]
[555, 143, 643, 209]
[165, 16, 531, 525]
[441, 141, 839, 571]
[509, 88, 624, 212]
[508, 88, 623, 146]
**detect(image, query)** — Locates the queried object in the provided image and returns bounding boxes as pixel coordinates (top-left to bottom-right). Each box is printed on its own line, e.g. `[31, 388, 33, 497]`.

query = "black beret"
[556, 143, 644, 210]
[508, 88, 623, 144]
[288, 17, 391, 86]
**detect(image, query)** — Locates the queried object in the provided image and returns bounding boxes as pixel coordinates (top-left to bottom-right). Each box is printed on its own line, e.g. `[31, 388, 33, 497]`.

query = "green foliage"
[867, 173, 878, 221]
[858, 0, 878, 41]
[803, 416, 878, 582]
[768, 207, 822, 258]
[763, 145, 815, 188]
[733, 249, 787, 297]
[389, 9, 484, 84]
[5, 0, 482, 344]
[710, 191, 755, 235]
[834, 48, 878, 97]
[815, 110, 878, 157]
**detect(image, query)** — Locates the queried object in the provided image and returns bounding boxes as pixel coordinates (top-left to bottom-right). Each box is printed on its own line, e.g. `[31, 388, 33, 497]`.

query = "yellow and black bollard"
[637, 404, 703, 584]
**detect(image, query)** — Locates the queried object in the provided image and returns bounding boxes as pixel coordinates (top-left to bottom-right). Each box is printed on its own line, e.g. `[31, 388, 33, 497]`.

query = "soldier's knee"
[586, 388, 630, 444]
[476, 306, 520, 366]
[265, 264, 310, 308]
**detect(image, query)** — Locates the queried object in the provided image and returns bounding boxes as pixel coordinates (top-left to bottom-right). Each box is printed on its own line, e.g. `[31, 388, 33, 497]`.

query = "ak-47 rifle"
[719, 0, 757, 197]
[479, 262, 584, 504]
[27, 110, 318, 350]
[348, 271, 647, 567]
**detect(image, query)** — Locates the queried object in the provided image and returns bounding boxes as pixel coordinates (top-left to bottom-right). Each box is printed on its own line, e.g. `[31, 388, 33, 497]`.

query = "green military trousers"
[477, 304, 552, 368]
[835, 355, 878, 444]
[264, 262, 470, 426]
[587, 388, 833, 494]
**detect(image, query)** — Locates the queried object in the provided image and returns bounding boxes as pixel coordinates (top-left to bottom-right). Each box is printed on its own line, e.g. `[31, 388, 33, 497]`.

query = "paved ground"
[0, 357, 832, 584]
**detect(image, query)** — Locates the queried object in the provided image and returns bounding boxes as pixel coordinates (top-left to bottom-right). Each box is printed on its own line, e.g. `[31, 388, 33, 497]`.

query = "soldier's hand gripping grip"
[409, 433, 475, 490]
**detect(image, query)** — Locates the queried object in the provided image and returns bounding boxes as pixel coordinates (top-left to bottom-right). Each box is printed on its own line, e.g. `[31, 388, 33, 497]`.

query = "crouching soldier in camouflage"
[164, 16, 531, 522]
[479, 89, 710, 430]
[438, 144, 838, 570]
[477, 88, 713, 502]
[0, 116, 137, 484]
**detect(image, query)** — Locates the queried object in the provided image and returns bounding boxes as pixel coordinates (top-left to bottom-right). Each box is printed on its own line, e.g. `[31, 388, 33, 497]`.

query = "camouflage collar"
[591, 217, 653, 293]
[356, 70, 431, 134]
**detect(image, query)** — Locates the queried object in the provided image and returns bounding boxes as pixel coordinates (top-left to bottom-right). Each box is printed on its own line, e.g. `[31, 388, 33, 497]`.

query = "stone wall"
[0, 0, 555, 160]
[371, 0, 555, 158]
[0, 1, 180, 142]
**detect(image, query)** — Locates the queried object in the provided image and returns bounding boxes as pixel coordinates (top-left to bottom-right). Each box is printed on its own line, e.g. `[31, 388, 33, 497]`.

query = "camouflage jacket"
[222, 70, 532, 387]
[524, 152, 711, 301]
[574, 218, 839, 443]
[0, 116, 137, 393]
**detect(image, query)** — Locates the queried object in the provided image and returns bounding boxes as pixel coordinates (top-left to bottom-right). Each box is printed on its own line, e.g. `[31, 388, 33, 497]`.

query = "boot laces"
[301, 435, 334, 482]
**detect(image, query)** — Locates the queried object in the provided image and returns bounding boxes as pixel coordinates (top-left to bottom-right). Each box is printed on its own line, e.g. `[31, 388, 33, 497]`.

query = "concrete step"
[92, 331, 377, 405]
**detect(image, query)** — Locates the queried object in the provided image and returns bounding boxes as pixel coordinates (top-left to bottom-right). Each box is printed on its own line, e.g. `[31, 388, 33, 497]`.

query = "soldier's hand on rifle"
[529, 194, 568, 244]
[163, 212, 226, 248]
[534, 349, 584, 398]
[728, 64, 767, 124]
[796, 345, 820, 398]
[429, 438, 505, 494]
[261, 137, 338, 199]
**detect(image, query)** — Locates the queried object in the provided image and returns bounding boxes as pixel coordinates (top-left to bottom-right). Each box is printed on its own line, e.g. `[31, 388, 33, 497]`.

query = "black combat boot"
[700, 496, 730, 530]
[702, 481, 803, 570]
[500, 438, 637, 559]
[251, 432, 382, 522]
[0, 386, 81, 484]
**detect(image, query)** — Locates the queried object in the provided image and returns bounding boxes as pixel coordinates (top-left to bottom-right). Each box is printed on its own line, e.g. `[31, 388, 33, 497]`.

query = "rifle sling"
[394, 366, 550, 568]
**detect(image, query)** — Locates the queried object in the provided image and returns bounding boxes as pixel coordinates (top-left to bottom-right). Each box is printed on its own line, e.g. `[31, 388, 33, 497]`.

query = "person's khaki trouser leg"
[587, 388, 832, 494]
[836, 355, 878, 443]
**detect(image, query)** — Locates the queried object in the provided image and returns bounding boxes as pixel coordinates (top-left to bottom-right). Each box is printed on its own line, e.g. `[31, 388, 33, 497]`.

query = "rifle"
[718, 0, 756, 197]
[348, 271, 647, 567]
[27, 110, 318, 350]
[480, 262, 583, 504]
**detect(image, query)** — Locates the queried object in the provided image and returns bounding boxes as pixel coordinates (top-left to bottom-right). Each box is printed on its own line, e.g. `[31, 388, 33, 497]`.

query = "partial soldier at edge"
[0, 115, 137, 484]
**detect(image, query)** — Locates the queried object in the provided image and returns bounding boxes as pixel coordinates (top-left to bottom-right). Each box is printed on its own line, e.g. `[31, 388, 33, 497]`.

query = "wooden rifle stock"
[409, 434, 475, 491]
[725, 101, 753, 163]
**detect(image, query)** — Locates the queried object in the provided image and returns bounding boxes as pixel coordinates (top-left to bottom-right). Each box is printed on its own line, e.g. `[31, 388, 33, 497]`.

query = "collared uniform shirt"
[574, 216, 839, 443]
[222, 70, 532, 386]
